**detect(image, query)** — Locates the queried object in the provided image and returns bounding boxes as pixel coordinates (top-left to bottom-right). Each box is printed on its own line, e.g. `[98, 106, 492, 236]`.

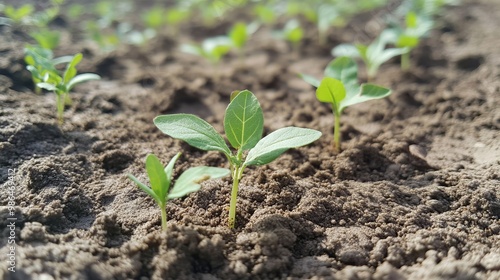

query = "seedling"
[128, 153, 229, 231]
[2, 4, 34, 25]
[253, 4, 276, 25]
[273, 19, 304, 52]
[180, 36, 233, 64]
[385, 11, 434, 70]
[154, 90, 321, 228]
[228, 21, 259, 59]
[332, 30, 408, 81]
[30, 29, 61, 50]
[302, 57, 391, 152]
[28, 51, 100, 124]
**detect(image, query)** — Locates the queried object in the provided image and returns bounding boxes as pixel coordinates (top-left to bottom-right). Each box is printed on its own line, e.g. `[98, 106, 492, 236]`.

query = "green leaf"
[164, 152, 181, 184]
[127, 174, 161, 204]
[168, 166, 230, 199]
[154, 114, 232, 157]
[67, 73, 101, 91]
[146, 154, 169, 205]
[229, 22, 247, 49]
[244, 127, 322, 166]
[340, 83, 391, 110]
[299, 73, 321, 88]
[332, 43, 360, 58]
[316, 77, 346, 105]
[324, 56, 358, 89]
[63, 53, 82, 84]
[36, 82, 57, 91]
[224, 90, 263, 151]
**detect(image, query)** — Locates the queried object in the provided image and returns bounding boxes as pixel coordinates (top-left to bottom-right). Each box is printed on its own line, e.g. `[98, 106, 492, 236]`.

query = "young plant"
[180, 36, 233, 64]
[332, 30, 409, 81]
[228, 21, 259, 57]
[273, 19, 304, 52]
[385, 11, 434, 70]
[2, 4, 34, 25]
[154, 90, 322, 228]
[302, 57, 391, 152]
[30, 29, 61, 50]
[128, 153, 229, 231]
[31, 52, 100, 124]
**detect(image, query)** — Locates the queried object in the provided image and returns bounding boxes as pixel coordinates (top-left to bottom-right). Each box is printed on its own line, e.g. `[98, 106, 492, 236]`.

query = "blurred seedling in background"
[253, 4, 276, 25]
[228, 21, 259, 60]
[273, 19, 303, 53]
[1, 4, 34, 25]
[128, 153, 229, 232]
[385, 11, 434, 70]
[332, 30, 408, 81]
[154, 90, 321, 228]
[180, 36, 233, 73]
[301, 57, 391, 152]
[26, 49, 100, 124]
[30, 29, 61, 50]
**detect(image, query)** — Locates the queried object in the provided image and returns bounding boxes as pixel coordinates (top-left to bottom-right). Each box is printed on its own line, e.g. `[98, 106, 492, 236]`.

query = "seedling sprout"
[128, 153, 229, 231]
[154, 90, 321, 228]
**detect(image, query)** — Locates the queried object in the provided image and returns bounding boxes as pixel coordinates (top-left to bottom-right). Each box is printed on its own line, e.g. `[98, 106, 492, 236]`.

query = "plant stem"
[228, 165, 244, 228]
[160, 204, 167, 231]
[401, 52, 410, 71]
[56, 92, 65, 125]
[333, 109, 341, 153]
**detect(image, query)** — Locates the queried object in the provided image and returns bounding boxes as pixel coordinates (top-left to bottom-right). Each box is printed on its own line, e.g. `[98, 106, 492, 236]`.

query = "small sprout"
[228, 21, 259, 59]
[253, 4, 276, 25]
[180, 36, 233, 64]
[274, 19, 304, 52]
[26, 49, 100, 124]
[332, 30, 409, 81]
[385, 11, 434, 70]
[142, 7, 165, 30]
[154, 90, 321, 228]
[128, 153, 229, 231]
[302, 57, 391, 152]
[30, 29, 61, 50]
[3, 4, 34, 25]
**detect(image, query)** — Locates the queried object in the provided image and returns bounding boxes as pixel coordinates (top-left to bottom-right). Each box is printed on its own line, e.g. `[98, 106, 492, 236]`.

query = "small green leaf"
[224, 90, 263, 151]
[63, 53, 83, 84]
[67, 73, 101, 91]
[316, 77, 346, 105]
[127, 174, 161, 204]
[168, 166, 230, 199]
[340, 83, 391, 110]
[164, 152, 181, 183]
[229, 22, 247, 49]
[299, 73, 320, 88]
[244, 127, 322, 166]
[154, 114, 232, 157]
[331, 43, 360, 58]
[324, 56, 358, 89]
[146, 154, 169, 204]
[36, 82, 57, 91]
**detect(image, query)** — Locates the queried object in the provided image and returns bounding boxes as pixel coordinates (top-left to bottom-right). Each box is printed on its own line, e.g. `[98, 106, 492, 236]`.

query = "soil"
[1, 0, 499, 279]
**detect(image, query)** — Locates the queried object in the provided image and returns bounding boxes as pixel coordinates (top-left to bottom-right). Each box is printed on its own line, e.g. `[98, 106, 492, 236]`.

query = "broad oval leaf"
[146, 154, 169, 204]
[154, 114, 232, 157]
[316, 77, 346, 105]
[324, 56, 358, 92]
[331, 44, 360, 59]
[229, 22, 247, 49]
[224, 90, 263, 151]
[244, 127, 322, 166]
[340, 83, 391, 111]
[168, 166, 230, 199]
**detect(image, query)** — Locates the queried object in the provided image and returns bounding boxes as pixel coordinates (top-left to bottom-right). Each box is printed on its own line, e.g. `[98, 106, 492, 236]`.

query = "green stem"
[228, 165, 244, 228]
[56, 92, 65, 125]
[160, 204, 167, 231]
[333, 109, 341, 153]
[401, 52, 410, 71]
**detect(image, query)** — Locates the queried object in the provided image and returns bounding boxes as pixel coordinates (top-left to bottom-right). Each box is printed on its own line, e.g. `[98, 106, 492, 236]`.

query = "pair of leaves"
[128, 153, 229, 207]
[34, 52, 100, 95]
[332, 30, 409, 77]
[385, 11, 434, 49]
[302, 57, 392, 113]
[154, 90, 321, 167]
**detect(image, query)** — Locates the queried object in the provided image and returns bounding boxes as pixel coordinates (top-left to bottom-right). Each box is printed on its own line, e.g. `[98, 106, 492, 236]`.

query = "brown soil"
[1, 0, 499, 279]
